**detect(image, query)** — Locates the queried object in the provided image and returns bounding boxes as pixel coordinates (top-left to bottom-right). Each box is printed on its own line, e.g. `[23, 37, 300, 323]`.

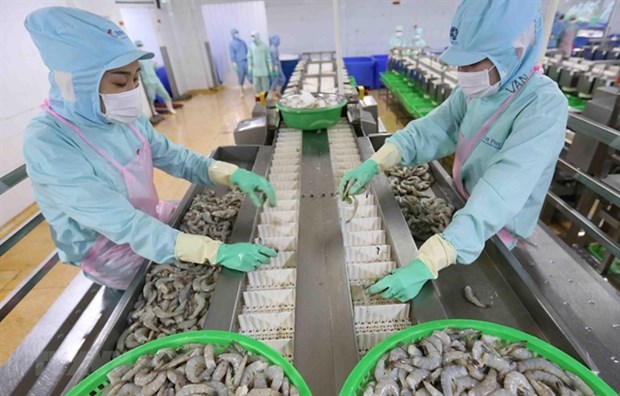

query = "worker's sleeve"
[441, 92, 568, 264]
[137, 117, 215, 186]
[266, 46, 273, 69]
[386, 88, 466, 166]
[248, 45, 254, 67]
[229, 42, 236, 63]
[23, 133, 180, 264]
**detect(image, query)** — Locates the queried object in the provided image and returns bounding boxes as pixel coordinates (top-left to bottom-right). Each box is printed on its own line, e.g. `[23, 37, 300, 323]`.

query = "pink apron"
[452, 66, 541, 248]
[43, 102, 177, 289]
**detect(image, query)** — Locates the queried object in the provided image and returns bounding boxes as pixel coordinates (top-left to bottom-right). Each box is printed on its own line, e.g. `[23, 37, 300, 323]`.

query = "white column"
[332, 0, 344, 94]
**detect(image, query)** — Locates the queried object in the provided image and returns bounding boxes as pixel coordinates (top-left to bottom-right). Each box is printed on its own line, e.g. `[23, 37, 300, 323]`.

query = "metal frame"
[0, 164, 27, 195]
[0, 251, 59, 321]
[292, 131, 358, 395]
[567, 113, 620, 151]
[0, 212, 44, 257]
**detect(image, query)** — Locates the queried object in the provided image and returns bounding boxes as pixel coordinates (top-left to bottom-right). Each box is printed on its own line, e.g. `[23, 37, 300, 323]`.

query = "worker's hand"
[231, 168, 277, 207]
[233, 62, 238, 72]
[208, 161, 276, 207]
[338, 159, 380, 200]
[216, 242, 277, 272]
[366, 234, 457, 301]
[366, 259, 434, 301]
[174, 233, 277, 272]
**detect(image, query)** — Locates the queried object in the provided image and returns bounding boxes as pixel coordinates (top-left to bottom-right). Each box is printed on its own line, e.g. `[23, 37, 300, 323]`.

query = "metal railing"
[0, 164, 60, 320]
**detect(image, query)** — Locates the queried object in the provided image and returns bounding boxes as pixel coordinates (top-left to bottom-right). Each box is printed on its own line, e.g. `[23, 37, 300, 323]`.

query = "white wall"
[607, 0, 620, 33]
[0, 0, 66, 226]
[119, 7, 164, 65]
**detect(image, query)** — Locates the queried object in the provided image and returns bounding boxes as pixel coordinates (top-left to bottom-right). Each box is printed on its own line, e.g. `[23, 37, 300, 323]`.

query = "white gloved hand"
[369, 142, 402, 171]
[208, 160, 239, 187]
[417, 234, 457, 278]
[175, 233, 222, 264]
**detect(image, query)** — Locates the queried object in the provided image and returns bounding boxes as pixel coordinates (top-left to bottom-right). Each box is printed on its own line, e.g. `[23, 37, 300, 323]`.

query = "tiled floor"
[0, 86, 404, 365]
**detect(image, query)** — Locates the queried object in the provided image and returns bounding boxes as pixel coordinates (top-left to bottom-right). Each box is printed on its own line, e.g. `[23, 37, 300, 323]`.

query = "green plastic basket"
[340, 319, 617, 396]
[67, 330, 312, 396]
[277, 93, 347, 131]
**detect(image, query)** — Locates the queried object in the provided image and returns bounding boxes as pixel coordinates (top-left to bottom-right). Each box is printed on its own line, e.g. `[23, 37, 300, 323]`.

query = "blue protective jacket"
[229, 37, 248, 64]
[23, 7, 215, 266]
[387, 0, 568, 264]
[269, 35, 286, 88]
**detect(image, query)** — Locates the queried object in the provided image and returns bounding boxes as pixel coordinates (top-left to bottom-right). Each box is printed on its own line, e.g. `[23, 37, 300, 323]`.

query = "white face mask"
[457, 65, 500, 98]
[100, 85, 143, 124]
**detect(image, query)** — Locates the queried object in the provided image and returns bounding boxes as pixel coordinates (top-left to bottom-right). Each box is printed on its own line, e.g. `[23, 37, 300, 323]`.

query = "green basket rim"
[339, 319, 617, 396]
[67, 330, 312, 396]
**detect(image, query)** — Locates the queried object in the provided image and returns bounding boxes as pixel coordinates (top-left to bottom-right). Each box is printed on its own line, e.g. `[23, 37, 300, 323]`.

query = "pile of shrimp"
[363, 328, 594, 396]
[385, 165, 454, 242]
[104, 342, 300, 396]
[115, 189, 243, 354]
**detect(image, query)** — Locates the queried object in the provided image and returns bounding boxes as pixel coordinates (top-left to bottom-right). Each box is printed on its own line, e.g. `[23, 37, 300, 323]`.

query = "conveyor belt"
[2, 123, 620, 395]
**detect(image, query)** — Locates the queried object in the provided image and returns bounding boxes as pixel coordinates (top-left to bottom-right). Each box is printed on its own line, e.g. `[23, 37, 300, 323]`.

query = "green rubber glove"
[230, 168, 277, 207]
[366, 259, 434, 301]
[338, 159, 380, 200]
[216, 242, 277, 272]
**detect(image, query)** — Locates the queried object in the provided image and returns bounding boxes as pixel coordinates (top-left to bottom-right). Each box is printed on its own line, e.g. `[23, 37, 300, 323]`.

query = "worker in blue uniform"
[248, 31, 272, 95]
[389, 25, 406, 57]
[410, 26, 426, 56]
[135, 40, 176, 114]
[339, 0, 568, 301]
[24, 7, 278, 290]
[269, 34, 286, 93]
[548, 13, 565, 49]
[229, 28, 250, 97]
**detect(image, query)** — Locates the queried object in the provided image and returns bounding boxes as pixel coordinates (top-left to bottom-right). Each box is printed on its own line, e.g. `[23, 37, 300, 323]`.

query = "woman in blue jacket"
[24, 7, 277, 290]
[340, 0, 568, 301]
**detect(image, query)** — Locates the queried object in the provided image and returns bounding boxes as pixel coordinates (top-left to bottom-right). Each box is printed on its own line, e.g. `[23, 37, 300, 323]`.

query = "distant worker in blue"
[269, 34, 286, 93]
[248, 31, 272, 95]
[410, 25, 426, 56]
[548, 13, 565, 49]
[558, 16, 578, 57]
[229, 28, 249, 97]
[340, 0, 567, 301]
[135, 40, 176, 114]
[24, 7, 278, 290]
[389, 25, 406, 57]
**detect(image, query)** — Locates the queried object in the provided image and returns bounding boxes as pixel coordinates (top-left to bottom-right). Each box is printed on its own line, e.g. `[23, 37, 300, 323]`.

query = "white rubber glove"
[369, 142, 402, 171]
[417, 234, 457, 278]
[208, 160, 239, 187]
[175, 233, 221, 265]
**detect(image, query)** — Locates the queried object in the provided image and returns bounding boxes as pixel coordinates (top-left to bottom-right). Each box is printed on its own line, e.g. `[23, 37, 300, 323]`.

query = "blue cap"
[25, 7, 153, 125]
[440, 0, 542, 91]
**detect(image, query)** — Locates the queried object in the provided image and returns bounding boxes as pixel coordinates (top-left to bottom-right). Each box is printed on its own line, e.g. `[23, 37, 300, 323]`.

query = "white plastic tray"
[246, 268, 297, 290]
[345, 245, 391, 263]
